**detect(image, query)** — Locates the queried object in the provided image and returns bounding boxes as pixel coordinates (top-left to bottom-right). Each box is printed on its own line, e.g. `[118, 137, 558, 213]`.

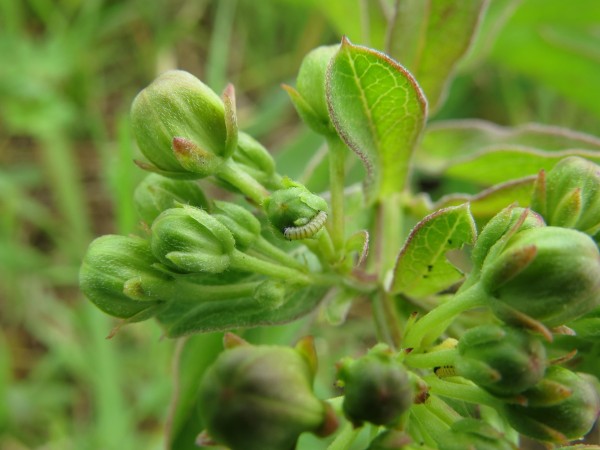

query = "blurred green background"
[1, 0, 599, 449]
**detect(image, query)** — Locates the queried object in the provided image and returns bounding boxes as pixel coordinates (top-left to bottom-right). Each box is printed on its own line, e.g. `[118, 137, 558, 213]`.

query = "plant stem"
[371, 293, 396, 349]
[403, 282, 488, 349]
[230, 249, 311, 284]
[252, 236, 307, 271]
[326, 135, 347, 256]
[424, 375, 503, 410]
[326, 422, 361, 450]
[217, 159, 270, 204]
[378, 193, 403, 282]
[410, 403, 450, 445]
[404, 348, 458, 369]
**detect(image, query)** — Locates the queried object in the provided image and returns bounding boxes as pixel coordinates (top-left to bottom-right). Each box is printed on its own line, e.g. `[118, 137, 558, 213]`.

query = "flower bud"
[337, 344, 413, 427]
[471, 206, 544, 277]
[253, 279, 287, 310]
[532, 156, 600, 236]
[481, 226, 600, 327]
[150, 205, 235, 273]
[133, 173, 209, 225]
[264, 180, 328, 238]
[212, 200, 261, 250]
[456, 325, 546, 396]
[503, 366, 600, 443]
[198, 336, 336, 450]
[131, 70, 229, 177]
[79, 235, 168, 320]
[232, 132, 278, 188]
[284, 45, 339, 135]
[437, 419, 516, 450]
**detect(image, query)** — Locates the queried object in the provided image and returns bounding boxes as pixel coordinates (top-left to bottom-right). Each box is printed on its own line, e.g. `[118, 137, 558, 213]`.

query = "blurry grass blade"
[490, 0, 600, 120]
[388, 0, 489, 112]
[111, 113, 142, 234]
[206, 0, 237, 93]
[327, 37, 427, 204]
[39, 133, 91, 259]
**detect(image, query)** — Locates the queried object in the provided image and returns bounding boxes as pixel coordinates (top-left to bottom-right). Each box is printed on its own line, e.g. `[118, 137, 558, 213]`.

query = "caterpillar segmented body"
[283, 210, 327, 240]
[434, 365, 457, 378]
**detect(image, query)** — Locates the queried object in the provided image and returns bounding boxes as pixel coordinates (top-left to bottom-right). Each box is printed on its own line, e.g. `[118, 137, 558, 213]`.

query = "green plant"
[79, 3, 600, 449]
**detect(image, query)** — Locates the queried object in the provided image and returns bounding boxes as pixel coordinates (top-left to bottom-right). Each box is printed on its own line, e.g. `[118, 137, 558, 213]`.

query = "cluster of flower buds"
[531, 156, 600, 237]
[465, 204, 600, 329]
[502, 366, 600, 443]
[455, 325, 546, 397]
[443, 186, 600, 444]
[80, 70, 336, 335]
[197, 334, 337, 450]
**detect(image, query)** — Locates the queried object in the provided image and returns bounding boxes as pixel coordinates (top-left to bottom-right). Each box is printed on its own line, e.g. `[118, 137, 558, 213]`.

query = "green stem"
[252, 236, 307, 271]
[425, 375, 503, 409]
[404, 348, 458, 369]
[326, 422, 361, 450]
[303, 228, 336, 268]
[326, 135, 347, 256]
[371, 293, 396, 349]
[403, 282, 488, 349]
[426, 395, 463, 424]
[217, 159, 270, 204]
[378, 193, 403, 282]
[410, 403, 450, 445]
[230, 249, 311, 284]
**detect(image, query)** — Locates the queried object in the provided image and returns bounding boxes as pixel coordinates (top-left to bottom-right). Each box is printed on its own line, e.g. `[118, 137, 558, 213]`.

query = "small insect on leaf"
[434, 366, 457, 378]
[284, 211, 328, 240]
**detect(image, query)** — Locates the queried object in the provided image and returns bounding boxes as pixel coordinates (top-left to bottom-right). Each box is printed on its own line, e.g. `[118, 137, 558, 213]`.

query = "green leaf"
[415, 119, 600, 174]
[435, 176, 536, 221]
[327, 37, 427, 204]
[388, 0, 488, 112]
[156, 285, 329, 337]
[445, 147, 600, 186]
[390, 204, 476, 297]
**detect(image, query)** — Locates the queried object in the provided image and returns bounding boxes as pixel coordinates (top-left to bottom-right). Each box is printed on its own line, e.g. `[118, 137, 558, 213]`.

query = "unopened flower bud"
[337, 344, 413, 427]
[437, 419, 516, 450]
[133, 173, 209, 225]
[284, 45, 339, 136]
[503, 366, 600, 443]
[212, 200, 261, 250]
[198, 336, 336, 450]
[481, 226, 600, 327]
[150, 205, 235, 273]
[253, 279, 287, 310]
[131, 70, 229, 177]
[232, 132, 278, 188]
[532, 156, 600, 236]
[456, 325, 546, 396]
[471, 206, 544, 277]
[264, 180, 328, 239]
[79, 235, 168, 320]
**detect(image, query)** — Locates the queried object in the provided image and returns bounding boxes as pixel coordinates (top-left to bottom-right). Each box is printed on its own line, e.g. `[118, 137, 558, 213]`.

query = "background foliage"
[1, 0, 599, 448]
